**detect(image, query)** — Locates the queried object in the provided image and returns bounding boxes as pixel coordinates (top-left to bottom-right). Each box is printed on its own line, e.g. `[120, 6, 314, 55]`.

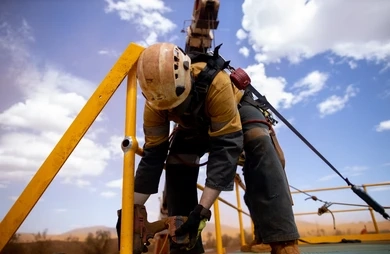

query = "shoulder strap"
[189, 44, 231, 118]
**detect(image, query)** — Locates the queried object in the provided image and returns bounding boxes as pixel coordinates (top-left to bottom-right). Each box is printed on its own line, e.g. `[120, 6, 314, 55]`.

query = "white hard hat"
[137, 42, 192, 110]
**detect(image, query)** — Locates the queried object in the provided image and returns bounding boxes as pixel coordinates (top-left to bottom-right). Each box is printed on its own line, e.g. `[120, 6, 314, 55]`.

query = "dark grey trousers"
[165, 95, 299, 253]
[239, 98, 300, 243]
[165, 130, 209, 254]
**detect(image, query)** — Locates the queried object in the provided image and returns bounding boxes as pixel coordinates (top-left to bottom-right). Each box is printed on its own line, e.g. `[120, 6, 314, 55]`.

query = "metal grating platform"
[229, 242, 390, 254]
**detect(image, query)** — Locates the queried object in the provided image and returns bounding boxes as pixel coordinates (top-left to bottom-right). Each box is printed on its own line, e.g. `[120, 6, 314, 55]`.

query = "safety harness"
[185, 44, 230, 124]
[184, 44, 288, 193]
[185, 43, 278, 131]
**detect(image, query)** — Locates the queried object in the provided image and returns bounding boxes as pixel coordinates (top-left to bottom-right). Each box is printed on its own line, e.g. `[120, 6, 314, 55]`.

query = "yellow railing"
[291, 182, 390, 234]
[0, 42, 145, 253]
[203, 177, 390, 253]
[0, 42, 389, 254]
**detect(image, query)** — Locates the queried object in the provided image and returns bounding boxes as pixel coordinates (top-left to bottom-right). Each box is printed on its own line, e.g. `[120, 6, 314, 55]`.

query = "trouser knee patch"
[244, 127, 270, 145]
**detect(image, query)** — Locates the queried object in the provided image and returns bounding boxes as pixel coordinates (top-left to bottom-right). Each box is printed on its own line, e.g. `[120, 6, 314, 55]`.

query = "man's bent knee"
[243, 126, 270, 145]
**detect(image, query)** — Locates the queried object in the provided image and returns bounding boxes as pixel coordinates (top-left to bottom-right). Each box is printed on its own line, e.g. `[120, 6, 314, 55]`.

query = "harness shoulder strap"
[189, 44, 231, 118]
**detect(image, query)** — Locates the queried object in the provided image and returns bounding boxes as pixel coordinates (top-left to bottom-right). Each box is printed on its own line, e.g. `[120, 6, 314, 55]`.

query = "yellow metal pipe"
[197, 184, 250, 217]
[294, 208, 369, 216]
[213, 200, 223, 254]
[361, 182, 390, 187]
[235, 180, 246, 246]
[290, 186, 351, 194]
[290, 182, 390, 194]
[120, 64, 142, 254]
[0, 42, 144, 252]
[363, 185, 379, 234]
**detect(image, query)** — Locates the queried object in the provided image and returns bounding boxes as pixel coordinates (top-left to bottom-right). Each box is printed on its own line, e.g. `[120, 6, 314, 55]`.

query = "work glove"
[174, 204, 212, 250]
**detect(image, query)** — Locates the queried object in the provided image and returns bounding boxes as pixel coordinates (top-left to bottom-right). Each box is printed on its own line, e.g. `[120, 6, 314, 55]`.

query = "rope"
[317, 203, 336, 229]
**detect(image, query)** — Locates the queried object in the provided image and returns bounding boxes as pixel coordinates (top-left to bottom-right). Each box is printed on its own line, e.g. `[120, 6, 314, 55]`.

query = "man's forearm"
[199, 186, 221, 210]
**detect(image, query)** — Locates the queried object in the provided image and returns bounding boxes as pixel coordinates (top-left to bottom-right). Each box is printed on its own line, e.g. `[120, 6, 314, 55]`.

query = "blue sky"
[0, 0, 389, 235]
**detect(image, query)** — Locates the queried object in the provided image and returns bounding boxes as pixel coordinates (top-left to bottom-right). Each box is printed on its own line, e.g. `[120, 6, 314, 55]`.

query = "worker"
[116, 42, 300, 254]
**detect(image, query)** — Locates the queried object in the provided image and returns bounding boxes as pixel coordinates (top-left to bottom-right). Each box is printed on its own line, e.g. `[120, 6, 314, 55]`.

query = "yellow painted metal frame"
[299, 233, 390, 244]
[235, 181, 245, 246]
[1, 40, 388, 254]
[291, 182, 390, 235]
[203, 177, 390, 253]
[0, 42, 145, 253]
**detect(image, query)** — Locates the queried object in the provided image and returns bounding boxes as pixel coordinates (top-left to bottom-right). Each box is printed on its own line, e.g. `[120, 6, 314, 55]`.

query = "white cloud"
[9, 196, 18, 201]
[380, 62, 390, 74]
[0, 19, 34, 64]
[238, 0, 390, 65]
[375, 120, 390, 132]
[318, 173, 338, 182]
[236, 29, 247, 40]
[344, 166, 368, 172]
[343, 165, 369, 177]
[244, 64, 329, 110]
[0, 21, 119, 186]
[106, 178, 122, 189]
[101, 191, 117, 198]
[244, 63, 294, 109]
[348, 61, 357, 70]
[98, 49, 119, 58]
[273, 117, 294, 131]
[62, 178, 92, 188]
[0, 183, 7, 188]
[318, 165, 368, 181]
[292, 71, 328, 104]
[238, 46, 250, 58]
[104, 0, 176, 46]
[107, 135, 125, 158]
[317, 84, 359, 117]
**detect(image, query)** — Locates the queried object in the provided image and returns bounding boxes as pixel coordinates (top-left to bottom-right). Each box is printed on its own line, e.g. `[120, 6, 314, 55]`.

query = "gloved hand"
[174, 204, 212, 250]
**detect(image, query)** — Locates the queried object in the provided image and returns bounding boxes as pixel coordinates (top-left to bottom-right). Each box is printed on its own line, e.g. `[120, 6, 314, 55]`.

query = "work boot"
[241, 239, 271, 253]
[270, 240, 300, 254]
[116, 205, 168, 254]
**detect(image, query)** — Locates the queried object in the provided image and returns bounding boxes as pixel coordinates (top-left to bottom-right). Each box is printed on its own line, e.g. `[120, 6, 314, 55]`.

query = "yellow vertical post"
[235, 180, 245, 246]
[363, 185, 379, 233]
[120, 63, 142, 254]
[0, 42, 144, 252]
[213, 200, 223, 254]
